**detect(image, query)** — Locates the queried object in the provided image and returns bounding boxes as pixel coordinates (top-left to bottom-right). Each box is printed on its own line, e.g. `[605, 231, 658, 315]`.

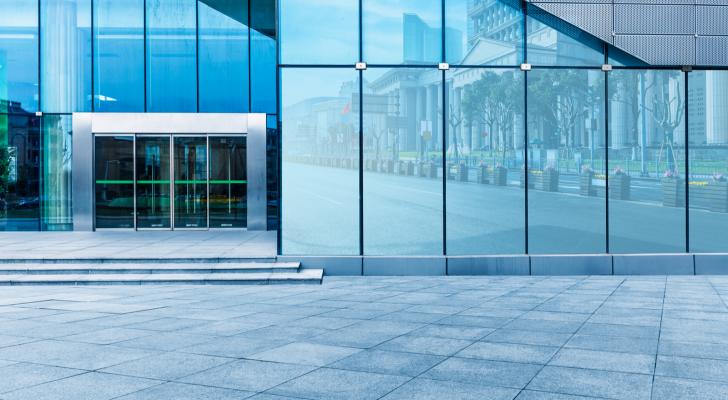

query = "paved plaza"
[0, 275, 727, 399]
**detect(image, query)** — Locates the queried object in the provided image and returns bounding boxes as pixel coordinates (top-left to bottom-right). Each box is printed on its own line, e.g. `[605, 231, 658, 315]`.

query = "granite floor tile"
[456, 342, 559, 364]
[114, 382, 255, 400]
[178, 359, 316, 392]
[406, 325, 493, 341]
[502, 319, 583, 334]
[564, 334, 658, 355]
[380, 378, 519, 400]
[327, 349, 445, 377]
[434, 315, 512, 329]
[420, 357, 542, 389]
[576, 323, 660, 339]
[266, 367, 410, 400]
[0, 371, 159, 400]
[114, 332, 216, 351]
[481, 329, 572, 347]
[59, 328, 153, 345]
[99, 351, 233, 380]
[249, 343, 362, 366]
[0, 363, 85, 394]
[656, 355, 728, 382]
[526, 366, 652, 400]
[0, 340, 159, 370]
[548, 348, 655, 374]
[178, 336, 291, 358]
[651, 376, 728, 400]
[514, 390, 606, 399]
[374, 336, 473, 357]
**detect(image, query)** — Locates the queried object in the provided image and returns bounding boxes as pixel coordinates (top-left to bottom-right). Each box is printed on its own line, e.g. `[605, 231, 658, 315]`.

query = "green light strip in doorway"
[210, 180, 247, 184]
[95, 180, 133, 184]
[174, 180, 207, 184]
[137, 180, 171, 184]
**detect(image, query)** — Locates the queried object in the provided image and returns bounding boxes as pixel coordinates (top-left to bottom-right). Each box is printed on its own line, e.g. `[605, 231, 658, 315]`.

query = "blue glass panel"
[146, 0, 196, 113]
[363, 0, 442, 65]
[527, 68, 606, 254]
[363, 67, 443, 255]
[688, 70, 728, 253]
[279, 0, 358, 65]
[41, 0, 92, 113]
[447, 68, 525, 254]
[281, 68, 360, 255]
[42, 115, 73, 231]
[0, 115, 40, 231]
[0, 0, 39, 114]
[608, 69, 686, 253]
[198, 1, 249, 113]
[93, 0, 144, 112]
[446, 0, 523, 65]
[251, 28, 275, 114]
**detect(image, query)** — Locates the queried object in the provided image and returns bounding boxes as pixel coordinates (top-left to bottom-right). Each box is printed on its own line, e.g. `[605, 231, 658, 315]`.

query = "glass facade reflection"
[278, 0, 728, 258]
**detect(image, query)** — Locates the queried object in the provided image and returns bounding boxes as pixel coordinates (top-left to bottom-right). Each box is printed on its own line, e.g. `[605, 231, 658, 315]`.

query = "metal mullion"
[38, 0, 41, 113]
[133, 135, 137, 230]
[442, 69, 446, 256]
[605, 69, 610, 256]
[91, 0, 94, 113]
[524, 69, 528, 256]
[685, 71, 689, 254]
[196, 0, 199, 113]
[171, 135, 176, 229]
[359, 70, 363, 256]
[441, 0, 445, 63]
[276, 0, 282, 255]
[206, 136, 210, 230]
[144, 0, 147, 113]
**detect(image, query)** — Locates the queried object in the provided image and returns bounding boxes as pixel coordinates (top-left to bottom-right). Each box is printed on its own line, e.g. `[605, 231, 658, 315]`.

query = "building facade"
[2, 0, 728, 274]
[278, 0, 728, 274]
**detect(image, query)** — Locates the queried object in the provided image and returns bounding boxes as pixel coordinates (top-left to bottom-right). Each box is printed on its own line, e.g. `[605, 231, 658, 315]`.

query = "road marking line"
[376, 184, 442, 196]
[297, 189, 342, 205]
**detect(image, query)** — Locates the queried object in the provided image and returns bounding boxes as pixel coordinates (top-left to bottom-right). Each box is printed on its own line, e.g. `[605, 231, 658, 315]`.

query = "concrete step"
[0, 269, 323, 285]
[0, 262, 301, 275]
[0, 257, 277, 264]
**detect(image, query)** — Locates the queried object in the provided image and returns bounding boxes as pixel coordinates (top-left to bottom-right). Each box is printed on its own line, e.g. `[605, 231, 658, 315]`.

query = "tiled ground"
[0, 276, 727, 399]
[0, 231, 276, 260]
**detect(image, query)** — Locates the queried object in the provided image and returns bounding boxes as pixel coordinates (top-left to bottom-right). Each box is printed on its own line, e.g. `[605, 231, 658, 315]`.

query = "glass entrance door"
[94, 136, 134, 229]
[173, 136, 208, 228]
[209, 137, 247, 228]
[136, 136, 171, 228]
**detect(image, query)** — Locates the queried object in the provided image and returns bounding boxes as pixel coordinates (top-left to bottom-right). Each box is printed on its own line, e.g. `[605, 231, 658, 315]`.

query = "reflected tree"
[461, 71, 499, 157]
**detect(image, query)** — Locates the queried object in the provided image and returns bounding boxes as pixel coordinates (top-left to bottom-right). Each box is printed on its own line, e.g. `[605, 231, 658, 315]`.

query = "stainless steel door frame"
[92, 134, 135, 232]
[73, 113, 266, 232]
[172, 135, 208, 231]
[136, 135, 172, 230]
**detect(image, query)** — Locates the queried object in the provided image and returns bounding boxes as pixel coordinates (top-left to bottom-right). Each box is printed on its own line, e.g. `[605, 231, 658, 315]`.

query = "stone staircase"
[0, 261, 322, 285]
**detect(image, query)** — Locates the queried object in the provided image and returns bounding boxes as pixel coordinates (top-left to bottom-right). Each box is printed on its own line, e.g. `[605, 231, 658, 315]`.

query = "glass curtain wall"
[363, 67, 443, 255]
[687, 70, 728, 253]
[446, 68, 525, 255]
[41, 116, 74, 231]
[608, 70, 686, 253]
[279, 0, 714, 257]
[41, 0, 92, 113]
[93, 0, 145, 112]
[280, 68, 360, 255]
[1, 115, 40, 231]
[146, 0, 197, 112]
[527, 69, 606, 254]
[198, 1, 249, 113]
